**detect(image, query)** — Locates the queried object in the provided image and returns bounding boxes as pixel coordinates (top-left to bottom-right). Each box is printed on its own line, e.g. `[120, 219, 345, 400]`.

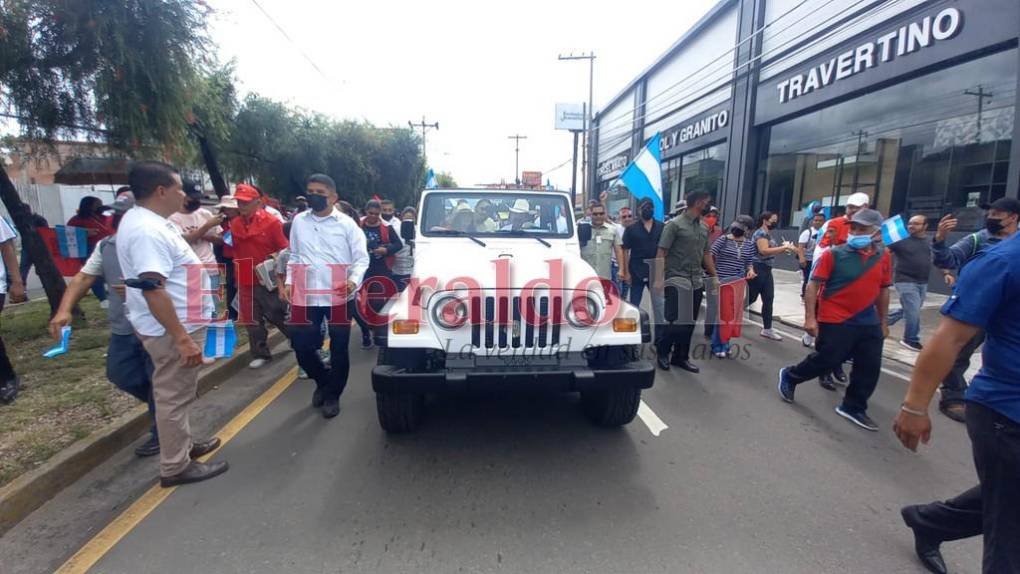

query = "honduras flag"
[881, 214, 909, 245]
[618, 133, 665, 220]
[425, 169, 438, 189]
[55, 225, 89, 258]
[204, 321, 237, 359]
[222, 230, 233, 247]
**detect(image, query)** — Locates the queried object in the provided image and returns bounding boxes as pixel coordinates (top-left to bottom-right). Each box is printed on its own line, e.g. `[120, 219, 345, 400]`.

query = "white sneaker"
[99, 300, 110, 309]
[202, 356, 216, 365]
[248, 358, 268, 369]
[801, 334, 815, 347]
[760, 328, 783, 341]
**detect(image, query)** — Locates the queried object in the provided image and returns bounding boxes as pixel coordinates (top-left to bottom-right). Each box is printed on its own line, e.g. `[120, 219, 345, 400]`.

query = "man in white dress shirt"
[117, 162, 226, 487]
[283, 173, 369, 419]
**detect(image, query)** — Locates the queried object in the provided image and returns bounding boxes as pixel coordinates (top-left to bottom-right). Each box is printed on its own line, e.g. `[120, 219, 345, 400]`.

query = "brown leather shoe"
[940, 404, 966, 424]
[160, 461, 229, 488]
[189, 437, 221, 458]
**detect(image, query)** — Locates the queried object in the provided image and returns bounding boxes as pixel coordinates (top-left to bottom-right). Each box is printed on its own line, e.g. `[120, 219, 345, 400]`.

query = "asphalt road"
[2, 327, 983, 574]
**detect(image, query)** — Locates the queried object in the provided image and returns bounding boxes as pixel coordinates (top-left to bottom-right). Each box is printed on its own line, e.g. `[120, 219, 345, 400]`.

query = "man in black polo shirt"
[622, 198, 665, 337]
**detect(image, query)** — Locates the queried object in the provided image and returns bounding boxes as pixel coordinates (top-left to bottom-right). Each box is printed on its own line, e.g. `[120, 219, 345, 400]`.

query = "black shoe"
[0, 376, 20, 404]
[939, 403, 966, 424]
[322, 401, 340, 419]
[901, 506, 948, 574]
[835, 406, 879, 431]
[361, 336, 374, 350]
[311, 388, 324, 408]
[818, 375, 837, 391]
[777, 367, 795, 403]
[189, 437, 221, 458]
[134, 435, 160, 457]
[160, 460, 229, 488]
[672, 360, 700, 373]
[832, 366, 848, 384]
[656, 355, 671, 371]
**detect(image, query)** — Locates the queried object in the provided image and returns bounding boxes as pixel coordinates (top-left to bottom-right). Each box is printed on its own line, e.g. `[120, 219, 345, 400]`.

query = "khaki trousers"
[140, 327, 206, 477]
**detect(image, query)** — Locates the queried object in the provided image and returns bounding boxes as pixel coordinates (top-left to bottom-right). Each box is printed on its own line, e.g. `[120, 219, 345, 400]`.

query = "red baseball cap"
[234, 183, 259, 202]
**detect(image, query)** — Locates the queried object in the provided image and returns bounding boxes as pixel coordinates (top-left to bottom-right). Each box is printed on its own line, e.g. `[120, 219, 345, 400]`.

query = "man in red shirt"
[231, 183, 289, 369]
[778, 208, 892, 431]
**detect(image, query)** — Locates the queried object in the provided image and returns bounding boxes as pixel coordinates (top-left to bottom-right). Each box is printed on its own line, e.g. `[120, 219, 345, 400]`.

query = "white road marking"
[743, 317, 912, 382]
[638, 400, 668, 437]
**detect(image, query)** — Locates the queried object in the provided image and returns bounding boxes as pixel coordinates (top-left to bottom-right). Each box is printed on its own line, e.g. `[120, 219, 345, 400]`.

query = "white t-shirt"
[117, 206, 213, 337]
[0, 218, 17, 294]
[169, 208, 220, 274]
[286, 207, 369, 307]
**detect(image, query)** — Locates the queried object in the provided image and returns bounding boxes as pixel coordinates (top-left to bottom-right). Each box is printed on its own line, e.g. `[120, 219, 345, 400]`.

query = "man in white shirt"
[169, 180, 223, 319]
[283, 173, 369, 419]
[0, 216, 25, 404]
[117, 161, 226, 487]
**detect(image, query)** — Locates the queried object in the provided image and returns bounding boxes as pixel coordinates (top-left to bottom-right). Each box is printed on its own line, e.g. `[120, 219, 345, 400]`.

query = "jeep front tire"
[580, 387, 641, 427]
[376, 392, 425, 433]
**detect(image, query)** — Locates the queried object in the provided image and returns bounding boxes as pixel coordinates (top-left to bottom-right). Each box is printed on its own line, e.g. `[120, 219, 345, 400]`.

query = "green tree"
[435, 171, 458, 189]
[186, 63, 238, 197]
[0, 0, 213, 312]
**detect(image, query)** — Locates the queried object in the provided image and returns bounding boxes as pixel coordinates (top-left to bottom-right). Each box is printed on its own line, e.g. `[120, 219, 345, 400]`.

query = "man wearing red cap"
[231, 183, 289, 368]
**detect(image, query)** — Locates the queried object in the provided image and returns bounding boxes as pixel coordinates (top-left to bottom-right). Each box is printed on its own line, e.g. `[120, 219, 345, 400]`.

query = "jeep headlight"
[431, 295, 469, 330]
[566, 295, 600, 328]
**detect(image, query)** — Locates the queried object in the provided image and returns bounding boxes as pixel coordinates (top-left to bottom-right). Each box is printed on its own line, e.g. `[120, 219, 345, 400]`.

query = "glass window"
[662, 141, 728, 209]
[421, 191, 573, 237]
[756, 49, 1017, 230]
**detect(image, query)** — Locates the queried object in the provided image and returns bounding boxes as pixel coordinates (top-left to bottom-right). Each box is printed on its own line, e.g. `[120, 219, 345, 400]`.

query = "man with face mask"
[929, 197, 1019, 423]
[169, 180, 223, 320]
[778, 208, 892, 432]
[622, 198, 665, 337]
[380, 199, 400, 233]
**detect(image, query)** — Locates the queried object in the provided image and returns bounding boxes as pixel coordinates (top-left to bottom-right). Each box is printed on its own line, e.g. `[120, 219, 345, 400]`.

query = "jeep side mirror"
[400, 220, 416, 241]
[577, 222, 592, 245]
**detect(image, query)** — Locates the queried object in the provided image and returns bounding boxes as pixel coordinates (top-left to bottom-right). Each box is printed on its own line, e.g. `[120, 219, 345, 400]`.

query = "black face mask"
[306, 194, 329, 212]
[765, 221, 776, 230]
[185, 199, 201, 212]
[640, 206, 653, 221]
[986, 217, 1007, 235]
[382, 213, 393, 221]
[730, 225, 745, 237]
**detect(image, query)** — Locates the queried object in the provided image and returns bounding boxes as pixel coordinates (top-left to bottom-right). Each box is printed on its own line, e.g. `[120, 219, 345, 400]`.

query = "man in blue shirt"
[893, 234, 1020, 574]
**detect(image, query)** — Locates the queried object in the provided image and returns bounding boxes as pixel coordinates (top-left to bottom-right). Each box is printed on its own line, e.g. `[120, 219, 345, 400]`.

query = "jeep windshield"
[421, 191, 573, 238]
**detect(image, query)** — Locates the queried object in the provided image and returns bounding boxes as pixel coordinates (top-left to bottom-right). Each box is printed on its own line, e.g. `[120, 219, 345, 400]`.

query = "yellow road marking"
[55, 367, 299, 574]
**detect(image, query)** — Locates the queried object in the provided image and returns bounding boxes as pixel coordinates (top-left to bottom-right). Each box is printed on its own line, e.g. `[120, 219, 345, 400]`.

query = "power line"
[248, 0, 332, 83]
[409, 116, 439, 160]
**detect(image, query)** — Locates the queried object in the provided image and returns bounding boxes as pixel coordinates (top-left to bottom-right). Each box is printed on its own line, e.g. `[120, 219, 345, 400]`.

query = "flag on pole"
[204, 321, 237, 359]
[425, 169, 438, 189]
[618, 133, 665, 220]
[881, 214, 909, 245]
[54, 225, 89, 258]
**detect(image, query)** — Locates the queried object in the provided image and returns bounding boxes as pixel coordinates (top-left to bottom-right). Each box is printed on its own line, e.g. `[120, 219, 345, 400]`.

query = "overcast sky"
[208, 0, 719, 190]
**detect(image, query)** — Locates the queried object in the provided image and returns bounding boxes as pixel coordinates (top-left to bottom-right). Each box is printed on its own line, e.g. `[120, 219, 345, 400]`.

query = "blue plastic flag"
[43, 326, 72, 358]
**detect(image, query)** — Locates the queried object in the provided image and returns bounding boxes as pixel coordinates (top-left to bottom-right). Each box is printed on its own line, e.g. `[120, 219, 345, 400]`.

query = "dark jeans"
[656, 285, 704, 363]
[748, 263, 775, 330]
[785, 322, 883, 413]
[908, 403, 1020, 573]
[628, 271, 665, 342]
[940, 331, 985, 408]
[800, 264, 811, 297]
[356, 273, 398, 346]
[19, 246, 32, 286]
[290, 306, 353, 402]
[107, 333, 157, 439]
[91, 276, 107, 302]
[0, 294, 14, 382]
[222, 257, 238, 320]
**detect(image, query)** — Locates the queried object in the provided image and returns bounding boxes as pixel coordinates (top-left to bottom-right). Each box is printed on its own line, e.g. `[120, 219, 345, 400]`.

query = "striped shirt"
[711, 235, 755, 281]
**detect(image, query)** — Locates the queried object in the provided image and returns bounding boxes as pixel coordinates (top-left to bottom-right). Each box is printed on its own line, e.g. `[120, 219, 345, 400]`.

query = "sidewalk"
[750, 268, 982, 379]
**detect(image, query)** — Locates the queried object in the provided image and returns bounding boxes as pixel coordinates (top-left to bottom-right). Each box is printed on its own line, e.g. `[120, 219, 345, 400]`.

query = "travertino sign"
[775, 7, 963, 105]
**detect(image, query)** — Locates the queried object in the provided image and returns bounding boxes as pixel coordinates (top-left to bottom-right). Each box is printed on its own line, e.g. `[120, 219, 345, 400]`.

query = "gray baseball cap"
[850, 208, 883, 228]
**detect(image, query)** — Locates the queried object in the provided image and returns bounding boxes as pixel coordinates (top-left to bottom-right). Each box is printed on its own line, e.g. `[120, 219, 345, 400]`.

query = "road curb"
[0, 330, 288, 536]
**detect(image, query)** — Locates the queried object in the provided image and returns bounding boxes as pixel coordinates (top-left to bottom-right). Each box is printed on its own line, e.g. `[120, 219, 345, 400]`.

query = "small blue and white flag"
[55, 225, 89, 258]
[425, 169, 438, 189]
[43, 326, 72, 358]
[618, 133, 665, 220]
[881, 214, 909, 245]
[204, 321, 237, 359]
[222, 230, 233, 247]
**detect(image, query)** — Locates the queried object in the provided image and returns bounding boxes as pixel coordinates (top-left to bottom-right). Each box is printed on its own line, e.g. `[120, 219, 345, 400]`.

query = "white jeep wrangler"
[372, 188, 654, 433]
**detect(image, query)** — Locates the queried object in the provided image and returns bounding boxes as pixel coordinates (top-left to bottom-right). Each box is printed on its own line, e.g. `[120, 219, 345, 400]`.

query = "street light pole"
[408, 116, 439, 160]
[508, 134, 527, 184]
[558, 52, 596, 201]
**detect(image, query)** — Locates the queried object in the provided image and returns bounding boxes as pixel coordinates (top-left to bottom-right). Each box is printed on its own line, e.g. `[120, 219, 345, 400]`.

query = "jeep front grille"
[471, 295, 561, 349]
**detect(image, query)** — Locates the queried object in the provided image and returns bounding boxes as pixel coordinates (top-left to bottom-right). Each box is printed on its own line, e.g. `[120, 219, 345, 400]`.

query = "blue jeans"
[107, 333, 157, 439]
[290, 306, 353, 402]
[628, 272, 665, 340]
[888, 282, 927, 344]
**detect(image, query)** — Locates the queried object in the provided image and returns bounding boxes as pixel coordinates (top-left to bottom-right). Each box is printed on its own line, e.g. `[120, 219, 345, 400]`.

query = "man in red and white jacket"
[358, 199, 403, 349]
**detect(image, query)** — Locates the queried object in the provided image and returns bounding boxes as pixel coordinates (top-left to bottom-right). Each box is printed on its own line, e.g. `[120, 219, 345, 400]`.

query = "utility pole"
[570, 130, 579, 205]
[408, 116, 439, 160]
[508, 134, 527, 185]
[964, 86, 993, 143]
[558, 52, 595, 201]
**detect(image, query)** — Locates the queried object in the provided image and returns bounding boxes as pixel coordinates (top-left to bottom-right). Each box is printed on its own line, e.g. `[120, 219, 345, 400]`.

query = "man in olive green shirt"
[581, 203, 626, 283]
[655, 191, 717, 373]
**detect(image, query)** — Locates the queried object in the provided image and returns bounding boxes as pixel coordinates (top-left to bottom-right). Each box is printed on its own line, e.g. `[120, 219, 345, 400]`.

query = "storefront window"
[663, 141, 728, 208]
[756, 49, 1017, 230]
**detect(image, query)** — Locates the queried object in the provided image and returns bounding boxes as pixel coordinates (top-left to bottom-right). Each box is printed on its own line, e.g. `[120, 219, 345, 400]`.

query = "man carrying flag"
[885, 215, 933, 353]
